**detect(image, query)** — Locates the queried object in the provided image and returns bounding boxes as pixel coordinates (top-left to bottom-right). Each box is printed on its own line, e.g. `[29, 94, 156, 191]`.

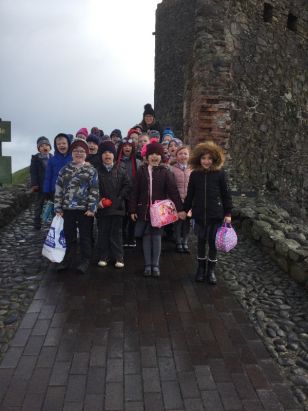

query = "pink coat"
[171, 163, 192, 202]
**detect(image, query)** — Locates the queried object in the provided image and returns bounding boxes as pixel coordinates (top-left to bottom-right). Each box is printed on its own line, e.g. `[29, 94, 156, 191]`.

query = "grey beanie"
[37, 136, 51, 149]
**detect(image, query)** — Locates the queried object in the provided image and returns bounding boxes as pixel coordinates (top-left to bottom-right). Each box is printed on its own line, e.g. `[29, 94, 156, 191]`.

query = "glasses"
[72, 149, 86, 154]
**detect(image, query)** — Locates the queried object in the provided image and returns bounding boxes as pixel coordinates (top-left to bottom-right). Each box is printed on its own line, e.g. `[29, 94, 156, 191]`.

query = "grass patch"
[12, 166, 30, 185]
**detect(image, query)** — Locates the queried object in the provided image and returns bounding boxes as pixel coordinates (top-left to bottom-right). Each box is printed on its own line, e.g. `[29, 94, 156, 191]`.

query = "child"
[54, 139, 99, 274]
[30, 136, 53, 229]
[43, 133, 72, 198]
[137, 133, 150, 161]
[96, 141, 131, 268]
[171, 145, 191, 253]
[110, 129, 122, 151]
[75, 128, 89, 140]
[86, 134, 100, 168]
[183, 141, 232, 285]
[129, 141, 185, 277]
[117, 138, 141, 247]
[161, 127, 175, 144]
[168, 138, 183, 165]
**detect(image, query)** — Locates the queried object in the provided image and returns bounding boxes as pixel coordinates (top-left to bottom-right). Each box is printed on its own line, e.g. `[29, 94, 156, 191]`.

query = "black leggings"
[196, 222, 220, 261]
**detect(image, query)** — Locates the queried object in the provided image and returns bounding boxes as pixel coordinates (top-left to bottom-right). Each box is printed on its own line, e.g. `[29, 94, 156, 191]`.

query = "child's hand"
[85, 210, 95, 217]
[131, 213, 138, 222]
[224, 216, 231, 224]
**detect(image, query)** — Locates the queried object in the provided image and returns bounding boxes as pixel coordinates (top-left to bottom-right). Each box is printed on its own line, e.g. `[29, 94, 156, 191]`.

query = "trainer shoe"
[98, 260, 108, 267]
[115, 261, 124, 268]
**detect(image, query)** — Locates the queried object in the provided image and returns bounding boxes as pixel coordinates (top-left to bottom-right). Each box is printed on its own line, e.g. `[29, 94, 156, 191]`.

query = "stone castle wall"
[154, 0, 308, 216]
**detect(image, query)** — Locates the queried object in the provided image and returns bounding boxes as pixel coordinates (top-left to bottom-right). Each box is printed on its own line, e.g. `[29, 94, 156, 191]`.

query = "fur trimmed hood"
[189, 141, 225, 171]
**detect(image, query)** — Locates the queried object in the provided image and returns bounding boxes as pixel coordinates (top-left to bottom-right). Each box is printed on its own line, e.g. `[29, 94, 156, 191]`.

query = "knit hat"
[148, 130, 161, 141]
[162, 127, 175, 140]
[146, 142, 164, 158]
[91, 126, 102, 137]
[70, 138, 89, 155]
[110, 129, 122, 140]
[98, 141, 116, 157]
[127, 128, 141, 138]
[87, 134, 100, 146]
[168, 138, 183, 148]
[76, 128, 89, 139]
[37, 136, 51, 149]
[143, 103, 155, 117]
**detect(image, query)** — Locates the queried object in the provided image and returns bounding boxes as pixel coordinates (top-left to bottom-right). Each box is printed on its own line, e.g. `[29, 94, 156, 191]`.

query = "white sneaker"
[98, 260, 107, 267]
[115, 261, 124, 268]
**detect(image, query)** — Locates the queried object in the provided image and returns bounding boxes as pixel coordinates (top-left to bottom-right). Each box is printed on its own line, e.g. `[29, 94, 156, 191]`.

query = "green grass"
[12, 166, 30, 185]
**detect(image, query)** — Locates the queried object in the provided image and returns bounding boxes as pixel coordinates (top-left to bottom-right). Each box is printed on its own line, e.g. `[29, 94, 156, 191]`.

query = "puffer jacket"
[171, 163, 191, 202]
[183, 169, 232, 224]
[129, 164, 183, 221]
[97, 165, 131, 217]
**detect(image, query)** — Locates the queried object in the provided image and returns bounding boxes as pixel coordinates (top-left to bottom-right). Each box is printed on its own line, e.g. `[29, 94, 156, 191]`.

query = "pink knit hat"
[76, 128, 89, 139]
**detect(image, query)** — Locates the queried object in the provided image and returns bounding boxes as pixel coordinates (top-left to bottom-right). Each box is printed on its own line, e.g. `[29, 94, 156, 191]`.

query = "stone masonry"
[154, 0, 308, 216]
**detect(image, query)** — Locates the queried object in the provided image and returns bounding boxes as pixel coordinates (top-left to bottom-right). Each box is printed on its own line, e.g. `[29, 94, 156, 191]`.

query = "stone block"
[251, 220, 272, 241]
[290, 262, 308, 285]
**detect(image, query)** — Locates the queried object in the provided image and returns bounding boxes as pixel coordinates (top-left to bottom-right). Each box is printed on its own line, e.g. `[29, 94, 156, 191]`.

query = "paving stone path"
[0, 207, 307, 410]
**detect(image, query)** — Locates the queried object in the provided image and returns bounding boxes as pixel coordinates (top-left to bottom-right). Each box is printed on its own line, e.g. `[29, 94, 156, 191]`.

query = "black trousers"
[196, 221, 221, 261]
[63, 210, 93, 262]
[34, 192, 45, 226]
[97, 215, 123, 261]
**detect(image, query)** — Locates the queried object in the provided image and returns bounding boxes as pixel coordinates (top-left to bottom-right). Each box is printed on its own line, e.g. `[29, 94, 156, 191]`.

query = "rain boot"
[195, 258, 206, 282]
[207, 259, 217, 285]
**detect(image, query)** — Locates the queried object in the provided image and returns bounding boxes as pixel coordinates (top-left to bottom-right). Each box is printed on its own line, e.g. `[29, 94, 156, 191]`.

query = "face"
[56, 137, 69, 154]
[176, 148, 189, 164]
[102, 151, 114, 166]
[72, 147, 87, 164]
[76, 133, 87, 140]
[88, 141, 98, 154]
[138, 135, 149, 148]
[144, 114, 154, 126]
[168, 141, 178, 156]
[111, 135, 119, 144]
[38, 143, 51, 154]
[128, 133, 138, 145]
[162, 135, 172, 143]
[200, 153, 213, 170]
[148, 153, 161, 166]
[123, 144, 133, 156]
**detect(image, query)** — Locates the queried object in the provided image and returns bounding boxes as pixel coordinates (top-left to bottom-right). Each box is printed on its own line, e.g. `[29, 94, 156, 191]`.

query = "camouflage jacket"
[54, 162, 99, 213]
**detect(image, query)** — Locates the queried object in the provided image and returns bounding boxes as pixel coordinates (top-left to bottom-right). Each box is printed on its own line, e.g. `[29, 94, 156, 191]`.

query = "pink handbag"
[215, 223, 237, 252]
[150, 199, 178, 228]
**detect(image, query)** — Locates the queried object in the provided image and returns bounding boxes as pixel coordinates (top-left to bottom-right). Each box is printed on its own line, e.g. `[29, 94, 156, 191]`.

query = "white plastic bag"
[42, 215, 66, 263]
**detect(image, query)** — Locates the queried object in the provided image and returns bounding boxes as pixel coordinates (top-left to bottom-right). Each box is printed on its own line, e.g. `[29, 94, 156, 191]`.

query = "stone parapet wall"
[233, 195, 308, 290]
[0, 186, 33, 229]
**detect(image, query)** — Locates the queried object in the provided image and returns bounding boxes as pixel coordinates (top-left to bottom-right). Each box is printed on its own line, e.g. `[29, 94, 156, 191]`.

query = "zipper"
[204, 172, 207, 226]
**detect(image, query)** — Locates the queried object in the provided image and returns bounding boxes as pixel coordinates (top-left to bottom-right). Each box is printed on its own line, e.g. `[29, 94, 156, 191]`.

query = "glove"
[100, 197, 113, 208]
[31, 186, 39, 193]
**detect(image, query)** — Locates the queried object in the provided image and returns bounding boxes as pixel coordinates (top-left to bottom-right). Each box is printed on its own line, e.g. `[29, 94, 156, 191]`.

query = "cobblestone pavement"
[0, 208, 307, 410]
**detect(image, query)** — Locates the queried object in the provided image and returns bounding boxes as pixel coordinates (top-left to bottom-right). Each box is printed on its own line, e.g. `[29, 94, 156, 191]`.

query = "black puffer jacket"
[183, 169, 232, 224]
[97, 165, 131, 216]
[129, 164, 183, 221]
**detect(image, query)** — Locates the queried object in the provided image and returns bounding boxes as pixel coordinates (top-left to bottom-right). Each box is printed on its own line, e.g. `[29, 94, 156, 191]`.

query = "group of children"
[30, 104, 233, 283]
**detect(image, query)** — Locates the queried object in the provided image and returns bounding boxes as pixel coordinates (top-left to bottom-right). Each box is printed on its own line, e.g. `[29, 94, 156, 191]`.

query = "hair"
[189, 141, 225, 171]
[175, 144, 190, 157]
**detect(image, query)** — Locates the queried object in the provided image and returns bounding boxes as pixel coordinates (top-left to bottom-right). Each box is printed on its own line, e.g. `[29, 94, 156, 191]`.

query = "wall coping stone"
[0, 185, 33, 229]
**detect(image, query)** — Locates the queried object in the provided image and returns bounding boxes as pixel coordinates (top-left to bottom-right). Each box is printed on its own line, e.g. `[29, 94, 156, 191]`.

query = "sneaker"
[115, 261, 124, 268]
[128, 240, 136, 248]
[182, 244, 190, 254]
[176, 244, 184, 253]
[143, 267, 151, 277]
[152, 267, 160, 277]
[98, 260, 108, 267]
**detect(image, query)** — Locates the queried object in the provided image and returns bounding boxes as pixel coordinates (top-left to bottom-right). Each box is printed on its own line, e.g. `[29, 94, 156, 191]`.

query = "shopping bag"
[150, 199, 178, 228]
[215, 223, 237, 252]
[41, 200, 54, 223]
[42, 215, 66, 262]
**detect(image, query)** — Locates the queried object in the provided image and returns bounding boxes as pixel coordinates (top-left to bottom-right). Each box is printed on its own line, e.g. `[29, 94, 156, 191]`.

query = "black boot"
[76, 260, 89, 275]
[207, 259, 217, 285]
[195, 259, 206, 282]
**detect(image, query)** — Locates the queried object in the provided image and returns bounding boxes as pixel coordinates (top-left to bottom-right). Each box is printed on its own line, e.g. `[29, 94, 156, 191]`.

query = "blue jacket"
[43, 134, 72, 193]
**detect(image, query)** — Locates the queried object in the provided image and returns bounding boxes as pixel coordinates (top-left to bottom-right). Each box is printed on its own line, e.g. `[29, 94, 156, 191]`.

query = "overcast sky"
[0, 0, 161, 171]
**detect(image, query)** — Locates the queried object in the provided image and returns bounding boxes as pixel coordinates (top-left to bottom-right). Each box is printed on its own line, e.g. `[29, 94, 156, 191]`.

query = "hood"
[53, 133, 71, 154]
[189, 141, 225, 171]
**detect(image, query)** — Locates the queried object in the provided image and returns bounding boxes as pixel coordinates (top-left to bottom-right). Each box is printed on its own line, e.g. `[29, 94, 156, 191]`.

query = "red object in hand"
[100, 197, 112, 208]
[31, 186, 39, 193]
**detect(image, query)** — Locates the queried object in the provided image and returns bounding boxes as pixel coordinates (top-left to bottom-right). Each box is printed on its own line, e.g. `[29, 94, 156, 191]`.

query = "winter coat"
[97, 165, 131, 217]
[129, 164, 183, 221]
[117, 156, 141, 182]
[139, 120, 163, 137]
[43, 135, 72, 193]
[183, 169, 232, 224]
[170, 163, 191, 202]
[54, 162, 99, 213]
[30, 153, 53, 191]
[86, 153, 100, 169]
